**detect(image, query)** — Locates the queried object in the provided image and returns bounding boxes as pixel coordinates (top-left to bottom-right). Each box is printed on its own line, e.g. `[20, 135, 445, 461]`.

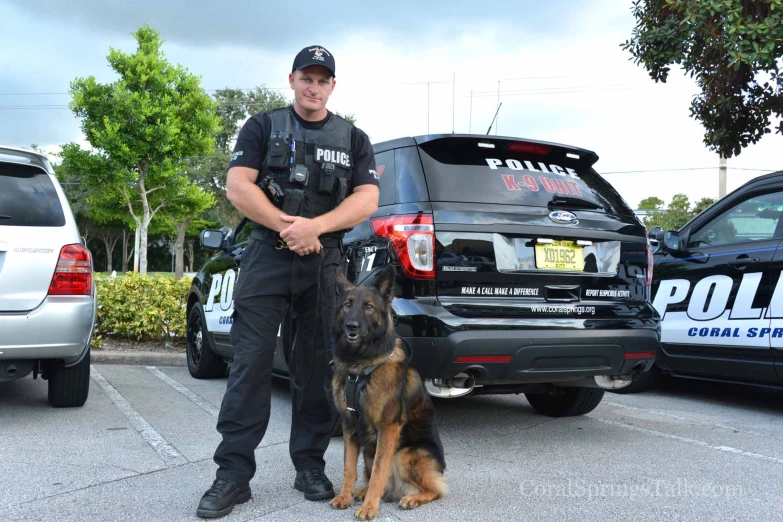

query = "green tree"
[644, 194, 693, 230]
[165, 178, 216, 278]
[692, 197, 717, 215]
[638, 196, 665, 210]
[213, 88, 249, 152]
[623, 0, 783, 158]
[55, 160, 126, 271]
[643, 194, 719, 230]
[184, 150, 241, 226]
[61, 25, 220, 274]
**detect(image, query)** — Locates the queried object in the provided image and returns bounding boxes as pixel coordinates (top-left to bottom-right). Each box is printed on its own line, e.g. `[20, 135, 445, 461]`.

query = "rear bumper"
[393, 298, 659, 383]
[407, 328, 658, 383]
[0, 295, 95, 365]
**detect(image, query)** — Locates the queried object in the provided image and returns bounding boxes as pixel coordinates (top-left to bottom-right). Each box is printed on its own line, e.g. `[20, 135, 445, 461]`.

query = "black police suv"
[624, 170, 783, 393]
[186, 134, 659, 417]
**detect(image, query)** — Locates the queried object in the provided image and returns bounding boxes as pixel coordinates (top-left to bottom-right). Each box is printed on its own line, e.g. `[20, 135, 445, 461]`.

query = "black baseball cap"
[292, 45, 336, 78]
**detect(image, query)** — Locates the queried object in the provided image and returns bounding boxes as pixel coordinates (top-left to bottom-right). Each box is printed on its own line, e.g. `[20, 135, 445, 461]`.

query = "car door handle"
[728, 257, 759, 268]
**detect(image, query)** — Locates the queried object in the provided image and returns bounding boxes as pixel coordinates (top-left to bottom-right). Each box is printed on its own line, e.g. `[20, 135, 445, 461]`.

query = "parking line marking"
[595, 417, 783, 465]
[604, 401, 772, 440]
[90, 366, 186, 466]
[146, 367, 220, 419]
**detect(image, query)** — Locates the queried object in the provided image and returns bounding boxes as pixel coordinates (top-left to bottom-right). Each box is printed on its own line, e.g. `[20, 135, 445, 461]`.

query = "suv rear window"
[0, 162, 65, 226]
[417, 137, 634, 216]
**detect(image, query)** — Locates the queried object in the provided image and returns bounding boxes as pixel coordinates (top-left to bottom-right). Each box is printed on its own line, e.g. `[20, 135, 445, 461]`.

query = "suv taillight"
[645, 231, 654, 286]
[370, 213, 435, 279]
[48, 244, 93, 296]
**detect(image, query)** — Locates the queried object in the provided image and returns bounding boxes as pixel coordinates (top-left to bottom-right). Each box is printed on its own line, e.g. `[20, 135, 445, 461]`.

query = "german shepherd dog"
[330, 265, 447, 520]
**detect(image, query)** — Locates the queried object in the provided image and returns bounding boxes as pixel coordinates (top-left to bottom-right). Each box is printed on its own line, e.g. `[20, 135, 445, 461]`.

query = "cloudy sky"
[1, 0, 780, 209]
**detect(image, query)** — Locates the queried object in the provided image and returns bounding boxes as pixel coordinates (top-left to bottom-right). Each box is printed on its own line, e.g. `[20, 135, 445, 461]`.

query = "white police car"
[625, 170, 783, 392]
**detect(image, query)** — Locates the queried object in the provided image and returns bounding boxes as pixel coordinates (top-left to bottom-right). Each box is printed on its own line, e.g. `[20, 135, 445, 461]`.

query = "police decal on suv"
[204, 269, 238, 332]
[653, 270, 783, 347]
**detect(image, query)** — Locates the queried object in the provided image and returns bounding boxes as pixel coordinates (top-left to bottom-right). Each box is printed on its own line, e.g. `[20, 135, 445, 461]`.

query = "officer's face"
[289, 67, 335, 114]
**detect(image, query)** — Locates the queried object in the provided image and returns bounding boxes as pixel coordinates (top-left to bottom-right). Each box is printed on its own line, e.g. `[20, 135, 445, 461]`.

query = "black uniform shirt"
[228, 106, 379, 192]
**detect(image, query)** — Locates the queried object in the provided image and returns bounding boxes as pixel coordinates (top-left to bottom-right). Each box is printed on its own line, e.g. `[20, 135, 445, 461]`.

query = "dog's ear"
[336, 270, 355, 294]
[373, 264, 396, 302]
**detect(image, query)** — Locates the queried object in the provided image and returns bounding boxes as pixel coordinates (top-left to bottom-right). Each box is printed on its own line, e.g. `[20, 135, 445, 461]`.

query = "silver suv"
[0, 146, 95, 407]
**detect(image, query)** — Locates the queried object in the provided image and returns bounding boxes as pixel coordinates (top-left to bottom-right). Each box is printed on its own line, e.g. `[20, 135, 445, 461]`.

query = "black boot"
[196, 478, 251, 518]
[294, 468, 335, 501]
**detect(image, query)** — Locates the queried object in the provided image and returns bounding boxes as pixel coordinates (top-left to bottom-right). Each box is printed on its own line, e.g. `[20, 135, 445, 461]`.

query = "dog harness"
[343, 349, 395, 419]
[344, 364, 380, 419]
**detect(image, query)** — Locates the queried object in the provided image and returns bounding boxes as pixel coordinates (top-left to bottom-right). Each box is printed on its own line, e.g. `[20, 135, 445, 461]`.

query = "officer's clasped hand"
[280, 215, 323, 256]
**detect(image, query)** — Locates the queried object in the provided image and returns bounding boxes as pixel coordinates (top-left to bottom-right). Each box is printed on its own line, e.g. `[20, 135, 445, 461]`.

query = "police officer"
[197, 45, 379, 518]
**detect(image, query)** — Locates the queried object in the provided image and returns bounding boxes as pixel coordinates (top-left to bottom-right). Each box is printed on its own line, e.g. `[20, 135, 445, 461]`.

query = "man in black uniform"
[197, 45, 379, 519]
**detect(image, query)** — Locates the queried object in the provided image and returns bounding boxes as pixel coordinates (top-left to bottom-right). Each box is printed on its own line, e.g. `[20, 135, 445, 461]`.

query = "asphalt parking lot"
[2, 366, 783, 522]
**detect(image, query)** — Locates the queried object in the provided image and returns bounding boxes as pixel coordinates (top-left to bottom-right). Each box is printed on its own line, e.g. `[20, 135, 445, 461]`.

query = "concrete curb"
[91, 351, 187, 367]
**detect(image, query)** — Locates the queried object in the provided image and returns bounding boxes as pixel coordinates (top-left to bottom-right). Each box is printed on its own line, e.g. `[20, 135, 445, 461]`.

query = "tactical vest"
[254, 107, 354, 241]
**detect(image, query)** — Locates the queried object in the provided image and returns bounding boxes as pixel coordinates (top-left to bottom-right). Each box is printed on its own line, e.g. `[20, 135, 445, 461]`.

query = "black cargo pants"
[213, 237, 343, 485]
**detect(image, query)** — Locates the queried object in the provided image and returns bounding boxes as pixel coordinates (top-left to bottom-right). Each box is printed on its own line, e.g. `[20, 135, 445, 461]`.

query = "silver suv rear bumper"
[0, 295, 95, 365]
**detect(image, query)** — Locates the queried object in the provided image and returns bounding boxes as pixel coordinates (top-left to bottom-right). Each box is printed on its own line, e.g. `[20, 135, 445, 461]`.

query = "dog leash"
[291, 249, 324, 390]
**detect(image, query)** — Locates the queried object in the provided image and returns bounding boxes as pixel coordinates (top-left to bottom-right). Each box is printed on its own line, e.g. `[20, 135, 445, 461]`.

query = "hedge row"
[94, 273, 192, 345]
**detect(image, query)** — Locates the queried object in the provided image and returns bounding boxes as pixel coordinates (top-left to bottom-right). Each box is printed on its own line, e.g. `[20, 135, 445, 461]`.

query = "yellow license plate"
[534, 240, 584, 271]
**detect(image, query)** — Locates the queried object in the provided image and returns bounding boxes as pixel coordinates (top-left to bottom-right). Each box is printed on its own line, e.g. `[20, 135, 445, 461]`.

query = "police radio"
[290, 164, 309, 186]
[267, 131, 292, 171]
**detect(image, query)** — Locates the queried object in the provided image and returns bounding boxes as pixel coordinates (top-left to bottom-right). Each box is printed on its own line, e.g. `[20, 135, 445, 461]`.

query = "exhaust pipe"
[594, 374, 633, 390]
[425, 372, 475, 398]
[0, 361, 34, 382]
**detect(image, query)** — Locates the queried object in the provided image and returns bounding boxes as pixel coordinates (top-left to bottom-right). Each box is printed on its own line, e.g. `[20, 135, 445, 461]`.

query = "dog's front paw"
[399, 494, 421, 509]
[330, 494, 353, 510]
[354, 502, 379, 520]
[354, 486, 368, 502]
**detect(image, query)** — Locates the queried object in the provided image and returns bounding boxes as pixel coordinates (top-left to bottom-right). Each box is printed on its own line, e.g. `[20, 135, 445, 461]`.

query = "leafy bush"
[95, 273, 192, 342]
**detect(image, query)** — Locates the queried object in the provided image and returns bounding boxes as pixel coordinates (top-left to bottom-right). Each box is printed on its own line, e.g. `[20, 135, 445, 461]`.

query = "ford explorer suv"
[186, 134, 659, 417]
[620, 170, 783, 393]
[0, 146, 96, 407]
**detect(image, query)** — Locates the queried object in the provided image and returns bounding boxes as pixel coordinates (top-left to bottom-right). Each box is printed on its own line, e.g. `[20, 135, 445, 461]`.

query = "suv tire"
[525, 387, 605, 417]
[48, 348, 90, 408]
[187, 303, 227, 379]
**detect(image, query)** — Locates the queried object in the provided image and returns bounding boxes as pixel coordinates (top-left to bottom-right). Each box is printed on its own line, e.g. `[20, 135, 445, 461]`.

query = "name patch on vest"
[315, 147, 351, 168]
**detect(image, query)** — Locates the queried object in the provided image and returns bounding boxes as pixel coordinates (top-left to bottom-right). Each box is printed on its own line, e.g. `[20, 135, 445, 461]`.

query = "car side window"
[688, 191, 783, 248]
[374, 150, 396, 207]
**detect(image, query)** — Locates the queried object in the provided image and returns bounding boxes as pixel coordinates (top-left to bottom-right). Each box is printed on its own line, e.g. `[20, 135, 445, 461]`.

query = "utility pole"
[719, 156, 727, 198]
